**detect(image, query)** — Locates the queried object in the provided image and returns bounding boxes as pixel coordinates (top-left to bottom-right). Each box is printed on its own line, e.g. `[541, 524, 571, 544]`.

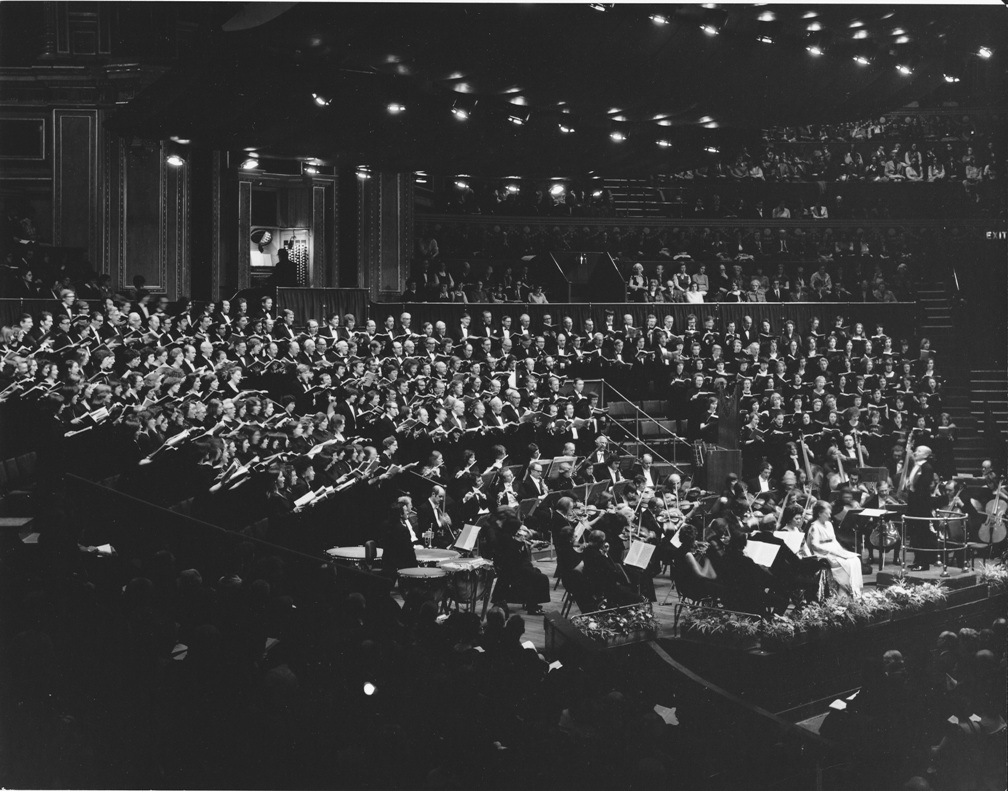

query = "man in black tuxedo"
[380, 496, 420, 573]
[905, 444, 939, 571]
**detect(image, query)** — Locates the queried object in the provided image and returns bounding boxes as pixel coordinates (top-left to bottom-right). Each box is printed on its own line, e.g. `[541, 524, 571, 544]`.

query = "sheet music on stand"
[742, 540, 780, 568]
[454, 523, 481, 552]
[624, 541, 656, 570]
[518, 498, 539, 519]
[772, 531, 805, 555]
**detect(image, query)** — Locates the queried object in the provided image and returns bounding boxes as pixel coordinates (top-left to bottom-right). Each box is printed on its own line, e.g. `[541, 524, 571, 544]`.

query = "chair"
[668, 558, 720, 635]
[559, 567, 597, 618]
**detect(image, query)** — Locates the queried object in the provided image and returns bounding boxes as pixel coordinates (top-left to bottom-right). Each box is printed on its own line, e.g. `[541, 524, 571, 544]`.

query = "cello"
[979, 476, 1008, 546]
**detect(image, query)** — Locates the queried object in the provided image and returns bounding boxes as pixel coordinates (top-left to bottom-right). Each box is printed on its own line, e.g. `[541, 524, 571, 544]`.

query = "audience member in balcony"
[527, 285, 548, 305]
[684, 282, 704, 305]
[691, 263, 709, 295]
[771, 200, 791, 220]
[745, 279, 766, 303]
[626, 263, 646, 302]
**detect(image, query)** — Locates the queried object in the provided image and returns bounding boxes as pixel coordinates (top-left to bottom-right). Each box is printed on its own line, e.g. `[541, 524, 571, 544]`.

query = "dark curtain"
[0, 298, 52, 327]
[276, 288, 369, 324]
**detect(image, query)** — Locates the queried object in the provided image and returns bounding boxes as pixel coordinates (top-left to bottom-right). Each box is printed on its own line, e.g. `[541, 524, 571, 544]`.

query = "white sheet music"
[772, 531, 805, 555]
[743, 541, 780, 567]
[454, 523, 481, 552]
[624, 540, 656, 570]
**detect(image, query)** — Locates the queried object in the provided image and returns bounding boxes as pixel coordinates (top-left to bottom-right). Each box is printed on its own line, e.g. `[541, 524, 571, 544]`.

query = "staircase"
[919, 280, 1007, 472]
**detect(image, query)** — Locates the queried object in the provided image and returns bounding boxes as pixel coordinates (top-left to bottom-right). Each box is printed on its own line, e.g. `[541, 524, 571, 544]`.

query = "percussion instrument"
[439, 557, 495, 614]
[414, 547, 461, 567]
[901, 514, 969, 577]
[326, 545, 383, 569]
[397, 567, 448, 601]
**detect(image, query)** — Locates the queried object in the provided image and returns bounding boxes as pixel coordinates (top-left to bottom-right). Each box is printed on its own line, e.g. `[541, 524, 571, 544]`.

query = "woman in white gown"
[799, 500, 864, 598]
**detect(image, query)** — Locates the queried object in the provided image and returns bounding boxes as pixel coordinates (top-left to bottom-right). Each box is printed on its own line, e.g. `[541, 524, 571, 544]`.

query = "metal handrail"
[603, 382, 691, 446]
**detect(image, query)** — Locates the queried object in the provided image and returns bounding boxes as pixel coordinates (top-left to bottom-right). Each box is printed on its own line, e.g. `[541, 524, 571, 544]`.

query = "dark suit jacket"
[381, 517, 419, 571]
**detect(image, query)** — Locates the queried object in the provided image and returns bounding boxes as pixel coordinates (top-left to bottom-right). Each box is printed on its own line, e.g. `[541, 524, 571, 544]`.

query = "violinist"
[582, 530, 645, 608]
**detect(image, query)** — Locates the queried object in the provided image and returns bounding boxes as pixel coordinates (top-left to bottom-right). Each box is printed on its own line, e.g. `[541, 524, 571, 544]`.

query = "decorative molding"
[238, 180, 252, 291]
[117, 138, 169, 294]
[313, 185, 325, 287]
[0, 117, 46, 160]
[211, 150, 221, 299]
[52, 108, 98, 265]
[331, 175, 339, 287]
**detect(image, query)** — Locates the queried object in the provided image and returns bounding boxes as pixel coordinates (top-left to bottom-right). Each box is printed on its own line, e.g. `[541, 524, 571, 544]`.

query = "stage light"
[166, 154, 185, 167]
[312, 93, 331, 107]
[549, 183, 565, 197]
[853, 56, 870, 66]
[892, 28, 905, 36]
[803, 11, 817, 19]
[699, 116, 713, 123]
[806, 21, 822, 31]
[700, 24, 718, 36]
[704, 121, 718, 129]
[757, 11, 775, 22]
[895, 36, 910, 44]
[657, 139, 672, 148]
[303, 165, 319, 175]
[508, 115, 524, 125]
[169, 136, 191, 145]
[705, 146, 719, 154]
[592, 190, 603, 198]
[356, 166, 372, 180]
[451, 98, 475, 121]
[806, 46, 823, 57]
[589, 3, 608, 11]
[896, 64, 912, 75]
[558, 123, 575, 134]
[240, 158, 259, 170]
[610, 130, 627, 142]
[387, 102, 406, 114]
[452, 107, 469, 120]
[656, 119, 673, 127]
[852, 30, 868, 40]
[649, 14, 669, 25]
[454, 179, 469, 190]
[849, 20, 864, 28]
[363, 682, 376, 696]
[978, 46, 992, 59]
[505, 183, 520, 194]
[944, 74, 961, 83]
[758, 35, 773, 44]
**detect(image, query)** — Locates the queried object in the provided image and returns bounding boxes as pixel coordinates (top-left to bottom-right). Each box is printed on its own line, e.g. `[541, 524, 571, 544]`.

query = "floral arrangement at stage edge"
[572, 602, 660, 646]
[978, 564, 1008, 593]
[681, 583, 949, 647]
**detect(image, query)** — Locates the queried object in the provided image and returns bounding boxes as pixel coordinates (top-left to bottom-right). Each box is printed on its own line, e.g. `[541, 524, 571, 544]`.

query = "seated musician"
[380, 496, 421, 576]
[416, 484, 454, 548]
[491, 511, 550, 615]
[581, 530, 644, 608]
[671, 524, 723, 602]
[862, 479, 904, 569]
[710, 528, 786, 617]
[799, 500, 863, 598]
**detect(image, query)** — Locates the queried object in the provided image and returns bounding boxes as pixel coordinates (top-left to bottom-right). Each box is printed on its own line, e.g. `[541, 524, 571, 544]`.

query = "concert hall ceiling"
[110, 2, 1007, 177]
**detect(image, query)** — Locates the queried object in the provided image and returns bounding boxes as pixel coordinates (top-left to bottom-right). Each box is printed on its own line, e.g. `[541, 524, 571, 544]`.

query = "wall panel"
[53, 109, 98, 263]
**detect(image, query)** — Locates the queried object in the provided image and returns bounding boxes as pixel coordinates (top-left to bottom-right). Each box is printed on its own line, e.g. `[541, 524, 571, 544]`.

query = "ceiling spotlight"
[700, 24, 718, 36]
[649, 14, 669, 25]
[802, 11, 818, 19]
[508, 108, 531, 126]
[311, 93, 331, 107]
[758, 35, 773, 44]
[454, 179, 469, 190]
[704, 146, 720, 154]
[363, 682, 376, 696]
[508, 115, 525, 126]
[549, 184, 565, 197]
[896, 64, 912, 75]
[166, 154, 185, 167]
[852, 30, 868, 40]
[978, 46, 992, 59]
[452, 107, 469, 120]
[895, 36, 910, 44]
[656, 139, 672, 148]
[356, 166, 372, 180]
[849, 20, 864, 28]
[589, 3, 608, 11]
[853, 56, 870, 66]
[757, 11, 775, 22]
[944, 74, 961, 83]
[704, 121, 719, 129]
[451, 99, 475, 121]
[806, 46, 824, 57]
[558, 123, 575, 134]
[806, 21, 822, 31]
[505, 183, 520, 194]
[303, 165, 319, 175]
[592, 190, 603, 198]
[387, 102, 406, 114]
[699, 115, 713, 123]
[240, 158, 259, 171]
[656, 119, 673, 127]
[169, 136, 191, 145]
[892, 28, 905, 36]
[610, 130, 627, 142]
